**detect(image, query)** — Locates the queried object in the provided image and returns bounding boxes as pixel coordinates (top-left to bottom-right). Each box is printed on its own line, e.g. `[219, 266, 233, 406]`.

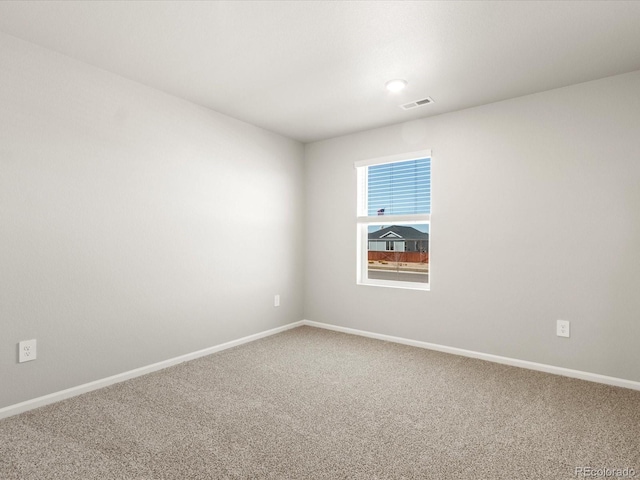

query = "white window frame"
[355, 149, 431, 291]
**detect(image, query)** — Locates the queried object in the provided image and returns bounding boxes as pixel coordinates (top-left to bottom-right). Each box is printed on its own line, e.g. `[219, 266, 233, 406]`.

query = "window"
[356, 150, 431, 290]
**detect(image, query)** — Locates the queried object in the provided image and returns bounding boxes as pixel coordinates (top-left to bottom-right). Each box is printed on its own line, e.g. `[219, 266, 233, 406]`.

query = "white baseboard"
[3, 318, 637, 420]
[0, 321, 304, 420]
[301, 320, 640, 391]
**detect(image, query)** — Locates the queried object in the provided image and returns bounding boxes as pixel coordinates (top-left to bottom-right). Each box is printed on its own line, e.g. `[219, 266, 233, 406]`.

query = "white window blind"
[367, 158, 431, 216]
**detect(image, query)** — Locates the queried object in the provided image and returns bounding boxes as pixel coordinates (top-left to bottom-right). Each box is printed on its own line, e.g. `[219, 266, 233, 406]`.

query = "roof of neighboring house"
[368, 225, 429, 240]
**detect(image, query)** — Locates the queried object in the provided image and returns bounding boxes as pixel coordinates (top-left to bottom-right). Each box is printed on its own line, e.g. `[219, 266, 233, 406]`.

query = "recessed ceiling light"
[385, 79, 408, 93]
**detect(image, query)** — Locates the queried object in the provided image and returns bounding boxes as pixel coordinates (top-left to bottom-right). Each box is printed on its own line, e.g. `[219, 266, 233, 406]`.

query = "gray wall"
[0, 33, 305, 408]
[3, 28, 639, 411]
[305, 71, 640, 383]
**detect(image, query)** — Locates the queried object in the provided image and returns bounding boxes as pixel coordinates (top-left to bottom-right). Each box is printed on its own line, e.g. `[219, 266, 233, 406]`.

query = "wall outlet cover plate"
[19, 339, 37, 363]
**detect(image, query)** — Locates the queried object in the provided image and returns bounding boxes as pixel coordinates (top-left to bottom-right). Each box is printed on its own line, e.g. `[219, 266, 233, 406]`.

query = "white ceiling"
[1, 1, 640, 143]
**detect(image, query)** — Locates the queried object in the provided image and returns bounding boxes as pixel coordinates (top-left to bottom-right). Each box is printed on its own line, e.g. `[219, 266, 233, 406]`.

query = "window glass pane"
[368, 158, 430, 216]
[367, 223, 429, 284]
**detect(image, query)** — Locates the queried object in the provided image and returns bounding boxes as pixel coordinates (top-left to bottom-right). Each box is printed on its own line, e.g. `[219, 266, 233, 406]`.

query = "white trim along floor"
[2, 319, 638, 420]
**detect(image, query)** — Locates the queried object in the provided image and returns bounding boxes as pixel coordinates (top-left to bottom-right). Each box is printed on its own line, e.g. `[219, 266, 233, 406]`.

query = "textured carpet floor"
[1, 326, 639, 479]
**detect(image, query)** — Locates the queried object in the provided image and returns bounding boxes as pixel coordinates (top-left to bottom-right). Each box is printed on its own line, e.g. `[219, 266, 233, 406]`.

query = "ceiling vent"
[400, 97, 434, 110]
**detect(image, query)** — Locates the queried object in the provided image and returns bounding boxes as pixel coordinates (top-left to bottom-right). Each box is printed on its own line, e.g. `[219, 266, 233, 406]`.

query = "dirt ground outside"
[368, 260, 429, 273]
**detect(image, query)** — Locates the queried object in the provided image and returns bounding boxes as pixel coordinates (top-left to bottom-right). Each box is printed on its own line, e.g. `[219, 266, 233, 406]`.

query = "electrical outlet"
[556, 320, 570, 338]
[19, 339, 37, 363]
[274, 294, 280, 307]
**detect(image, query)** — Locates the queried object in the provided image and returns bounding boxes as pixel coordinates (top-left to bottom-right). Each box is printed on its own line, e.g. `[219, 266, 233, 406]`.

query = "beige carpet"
[1, 326, 639, 479]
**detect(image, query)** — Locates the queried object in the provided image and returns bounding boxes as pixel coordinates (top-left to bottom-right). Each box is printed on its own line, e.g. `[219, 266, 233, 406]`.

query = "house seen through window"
[356, 151, 431, 290]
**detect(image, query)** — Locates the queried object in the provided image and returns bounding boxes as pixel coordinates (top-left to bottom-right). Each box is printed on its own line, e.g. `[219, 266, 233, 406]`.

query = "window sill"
[357, 280, 430, 291]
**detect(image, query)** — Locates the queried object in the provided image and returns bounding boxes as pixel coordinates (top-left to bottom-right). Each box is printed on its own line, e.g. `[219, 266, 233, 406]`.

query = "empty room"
[1, 1, 639, 479]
